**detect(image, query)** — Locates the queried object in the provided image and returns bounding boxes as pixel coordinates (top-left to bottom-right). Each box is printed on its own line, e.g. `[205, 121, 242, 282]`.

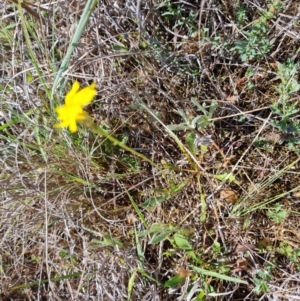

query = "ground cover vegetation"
[1, 0, 300, 300]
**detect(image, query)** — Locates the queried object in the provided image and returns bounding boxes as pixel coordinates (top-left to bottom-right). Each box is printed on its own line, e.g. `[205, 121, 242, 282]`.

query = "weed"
[271, 59, 300, 137]
[278, 242, 300, 271]
[160, 0, 197, 36]
[139, 223, 247, 295]
[167, 99, 217, 132]
[235, 2, 248, 27]
[200, 27, 227, 53]
[245, 68, 255, 91]
[167, 99, 217, 154]
[267, 203, 287, 224]
[233, 0, 283, 61]
[253, 266, 274, 294]
[234, 31, 271, 62]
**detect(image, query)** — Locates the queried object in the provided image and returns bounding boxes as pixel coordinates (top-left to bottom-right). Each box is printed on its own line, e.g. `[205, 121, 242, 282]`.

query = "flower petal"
[71, 82, 97, 107]
[69, 120, 78, 133]
[54, 81, 96, 132]
[65, 81, 80, 106]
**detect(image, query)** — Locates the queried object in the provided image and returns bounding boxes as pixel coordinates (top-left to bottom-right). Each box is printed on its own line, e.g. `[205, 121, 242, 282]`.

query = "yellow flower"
[54, 81, 97, 132]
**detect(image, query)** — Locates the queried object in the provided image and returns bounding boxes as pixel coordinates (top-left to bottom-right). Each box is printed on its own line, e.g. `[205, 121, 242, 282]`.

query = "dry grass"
[1, 0, 300, 300]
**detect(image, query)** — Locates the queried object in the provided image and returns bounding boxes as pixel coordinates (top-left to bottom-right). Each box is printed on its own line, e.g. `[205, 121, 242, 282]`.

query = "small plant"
[167, 99, 217, 154]
[167, 99, 217, 132]
[278, 242, 300, 271]
[232, 0, 283, 61]
[235, 2, 248, 27]
[200, 27, 226, 52]
[141, 176, 191, 208]
[271, 59, 300, 131]
[138, 223, 247, 292]
[253, 266, 274, 294]
[160, 0, 197, 36]
[245, 67, 255, 91]
[234, 28, 271, 62]
[270, 59, 300, 151]
[267, 203, 287, 224]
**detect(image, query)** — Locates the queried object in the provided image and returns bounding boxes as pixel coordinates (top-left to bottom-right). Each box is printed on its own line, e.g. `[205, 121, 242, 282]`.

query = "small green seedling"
[267, 203, 287, 224]
[167, 99, 217, 132]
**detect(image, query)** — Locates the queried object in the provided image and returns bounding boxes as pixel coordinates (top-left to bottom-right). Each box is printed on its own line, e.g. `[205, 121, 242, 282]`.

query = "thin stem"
[90, 122, 157, 168]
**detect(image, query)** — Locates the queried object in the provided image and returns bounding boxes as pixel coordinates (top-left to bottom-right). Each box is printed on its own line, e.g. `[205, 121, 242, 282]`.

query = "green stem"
[90, 123, 157, 168]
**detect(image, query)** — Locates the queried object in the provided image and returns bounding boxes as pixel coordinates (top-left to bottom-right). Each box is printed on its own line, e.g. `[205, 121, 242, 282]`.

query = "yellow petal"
[76, 111, 89, 121]
[65, 81, 81, 106]
[54, 82, 96, 133]
[71, 82, 97, 107]
[55, 105, 67, 119]
[69, 121, 78, 133]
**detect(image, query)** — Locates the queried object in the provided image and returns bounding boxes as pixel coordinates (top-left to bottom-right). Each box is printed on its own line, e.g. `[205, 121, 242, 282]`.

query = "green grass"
[1, 0, 300, 300]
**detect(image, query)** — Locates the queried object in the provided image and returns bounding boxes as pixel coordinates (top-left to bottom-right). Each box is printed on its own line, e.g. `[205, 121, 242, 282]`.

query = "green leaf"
[267, 204, 287, 224]
[213, 173, 240, 184]
[208, 101, 218, 118]
[138, 224, 167, 237]
[173, 233, 193, 252]
[196, 116, 210, 130]
[26, 72, 33, 83]
[164, 275, 186, 288]
[173, 233, 199, 261]
[190, 115, 203, 129]
[177, 108, 190, 125]
[288, 79, 300, 94]
[128, 270, 137, 300]
[186, 132, 197, 155]
[167, 123, 190, 131]
[110, 44, 128, 52]
[141, 194, 171, 208]
[191, 266, 248, 284]
[90, 235, 124, 249]
[190, 98, 208, 114]
[150, 230, 174, 244]
[12, 272, 82, 290]
[142, 178, 190, 208]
